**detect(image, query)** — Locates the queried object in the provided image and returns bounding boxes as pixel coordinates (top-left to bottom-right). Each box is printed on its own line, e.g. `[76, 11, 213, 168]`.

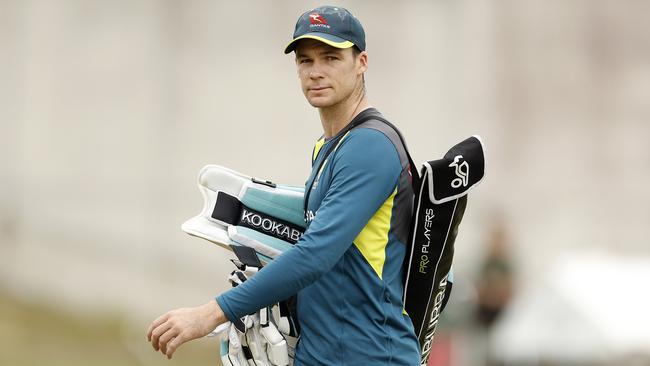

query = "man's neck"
[319, 92, 371, 138]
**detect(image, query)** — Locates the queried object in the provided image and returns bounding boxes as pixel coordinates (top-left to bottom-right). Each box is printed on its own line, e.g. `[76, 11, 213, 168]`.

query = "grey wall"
[1, 0, 648, 324]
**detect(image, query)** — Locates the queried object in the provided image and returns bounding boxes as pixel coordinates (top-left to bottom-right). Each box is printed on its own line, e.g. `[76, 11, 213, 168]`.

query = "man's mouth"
[309, 86, 330, 91]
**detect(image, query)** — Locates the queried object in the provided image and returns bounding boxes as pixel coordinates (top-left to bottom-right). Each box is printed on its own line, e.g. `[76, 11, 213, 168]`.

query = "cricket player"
[147, 6, 420, 365]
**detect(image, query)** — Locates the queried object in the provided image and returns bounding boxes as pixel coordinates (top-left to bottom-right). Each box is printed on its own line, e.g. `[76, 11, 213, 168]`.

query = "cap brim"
[284, 32, 355, 54]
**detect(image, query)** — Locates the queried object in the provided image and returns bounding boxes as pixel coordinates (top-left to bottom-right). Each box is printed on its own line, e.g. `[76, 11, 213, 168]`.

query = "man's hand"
[146, 299, 226, 359]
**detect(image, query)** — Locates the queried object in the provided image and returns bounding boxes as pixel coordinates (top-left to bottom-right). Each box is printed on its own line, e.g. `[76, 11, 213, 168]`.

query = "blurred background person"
[475, 218, 514, 330]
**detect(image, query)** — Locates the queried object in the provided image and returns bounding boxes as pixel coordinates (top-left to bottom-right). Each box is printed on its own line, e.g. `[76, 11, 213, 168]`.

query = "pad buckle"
[251, 177, 277, 188]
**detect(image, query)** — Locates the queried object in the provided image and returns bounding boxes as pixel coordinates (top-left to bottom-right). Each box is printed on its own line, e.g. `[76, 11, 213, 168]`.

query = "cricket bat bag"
[403, 135, 486, 365]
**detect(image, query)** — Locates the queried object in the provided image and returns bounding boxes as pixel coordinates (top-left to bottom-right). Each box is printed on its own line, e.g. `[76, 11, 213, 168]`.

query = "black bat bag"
[401, 135, 486, 365]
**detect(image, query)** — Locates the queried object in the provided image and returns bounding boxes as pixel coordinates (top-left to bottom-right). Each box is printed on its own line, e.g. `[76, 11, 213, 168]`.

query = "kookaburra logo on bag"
[449, 155, 469, 188]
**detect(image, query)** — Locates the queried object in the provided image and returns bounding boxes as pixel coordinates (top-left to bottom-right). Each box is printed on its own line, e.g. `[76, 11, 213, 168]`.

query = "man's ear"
[357, 51, 368, 75]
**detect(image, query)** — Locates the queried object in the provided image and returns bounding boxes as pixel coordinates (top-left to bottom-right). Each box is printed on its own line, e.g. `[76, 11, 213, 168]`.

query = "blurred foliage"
[0, 291, 221, 366]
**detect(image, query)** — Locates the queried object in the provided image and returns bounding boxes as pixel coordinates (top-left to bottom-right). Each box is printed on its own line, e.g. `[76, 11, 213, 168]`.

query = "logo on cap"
[309, 13, 330, 28]
[309, 12, 328, 26]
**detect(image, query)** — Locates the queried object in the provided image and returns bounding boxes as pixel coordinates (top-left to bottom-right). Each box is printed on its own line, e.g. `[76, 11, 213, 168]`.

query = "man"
[147, 6, 420, 365]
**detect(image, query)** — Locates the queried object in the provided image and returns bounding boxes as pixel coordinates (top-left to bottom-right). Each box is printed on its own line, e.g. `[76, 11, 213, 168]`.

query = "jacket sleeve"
[216, 128, 403, 321]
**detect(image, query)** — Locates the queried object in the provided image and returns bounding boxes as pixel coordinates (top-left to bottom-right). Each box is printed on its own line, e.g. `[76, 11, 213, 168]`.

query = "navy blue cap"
[284, 6, 366, 54]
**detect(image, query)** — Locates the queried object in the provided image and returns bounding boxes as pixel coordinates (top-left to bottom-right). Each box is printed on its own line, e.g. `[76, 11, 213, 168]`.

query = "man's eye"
[299, 59, 312, 64]
[326, 56, 338, 61]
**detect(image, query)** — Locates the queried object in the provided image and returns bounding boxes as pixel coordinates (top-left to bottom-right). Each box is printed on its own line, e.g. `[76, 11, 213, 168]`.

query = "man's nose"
[308, 61, 324, 79]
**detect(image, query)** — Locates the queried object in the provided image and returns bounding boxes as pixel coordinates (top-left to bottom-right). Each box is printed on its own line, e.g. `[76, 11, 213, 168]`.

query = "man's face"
[294, 39, 367, 108]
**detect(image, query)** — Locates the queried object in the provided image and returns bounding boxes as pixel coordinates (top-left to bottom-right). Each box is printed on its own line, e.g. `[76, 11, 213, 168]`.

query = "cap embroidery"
[309, 13, 328, 24]
[308, 12, 330, 29]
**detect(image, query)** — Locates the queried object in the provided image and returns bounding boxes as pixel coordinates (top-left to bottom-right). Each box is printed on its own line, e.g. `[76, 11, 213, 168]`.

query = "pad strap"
[212, 191, 305, 244]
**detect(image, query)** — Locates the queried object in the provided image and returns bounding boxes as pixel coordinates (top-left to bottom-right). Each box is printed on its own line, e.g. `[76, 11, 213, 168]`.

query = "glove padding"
[209, 251, 298, 366]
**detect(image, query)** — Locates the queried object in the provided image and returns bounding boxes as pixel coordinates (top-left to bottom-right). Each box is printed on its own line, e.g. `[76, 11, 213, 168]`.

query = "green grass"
[0, 292, 222, 366]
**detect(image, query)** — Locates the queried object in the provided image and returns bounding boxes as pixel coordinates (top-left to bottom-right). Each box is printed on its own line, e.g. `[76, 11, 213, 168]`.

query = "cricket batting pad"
[181, 165, 306, 263]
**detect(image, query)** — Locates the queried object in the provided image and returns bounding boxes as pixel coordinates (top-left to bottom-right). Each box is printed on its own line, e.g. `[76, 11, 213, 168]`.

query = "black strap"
[231, 245, 263, 268]
[303, 111, 420, 221]
[212, 191, 305, 244]
[364, 115, 421, 191]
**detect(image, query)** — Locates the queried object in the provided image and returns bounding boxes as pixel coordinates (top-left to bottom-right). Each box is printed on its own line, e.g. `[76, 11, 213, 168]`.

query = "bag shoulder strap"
[303, 112, 419, 221]
[358, 114, 421, 190]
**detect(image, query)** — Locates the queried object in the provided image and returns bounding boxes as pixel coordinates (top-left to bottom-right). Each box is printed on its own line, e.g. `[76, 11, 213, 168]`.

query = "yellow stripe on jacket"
[353, 187, 398, 280]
